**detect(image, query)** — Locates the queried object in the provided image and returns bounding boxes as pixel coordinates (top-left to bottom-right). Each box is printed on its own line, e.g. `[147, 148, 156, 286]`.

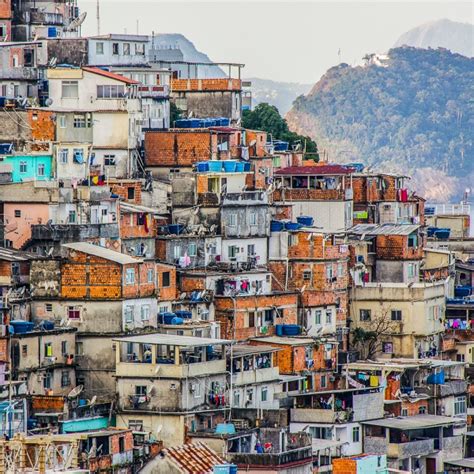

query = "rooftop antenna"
[96, 0, 100, 35]
[136, 19, 139, 35]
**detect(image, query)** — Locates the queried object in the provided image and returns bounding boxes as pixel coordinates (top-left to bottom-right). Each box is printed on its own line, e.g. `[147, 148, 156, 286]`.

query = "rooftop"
[62, 242, 143, 265]
[82, 67, 139, 85]
[251, 336, 318, 346]
[88, 34, 149, 42]
[113, 333, 231, 347]
[347, 358, 465, 371]
[348, 223, 420, 236]
[232, 344, 281, 356]
[0, 248, 36, 262]
[119, 201, 165, 216]
[274, 164, 354, 176]
[362, 414, 463, 430]
[162, 442, 225, 473]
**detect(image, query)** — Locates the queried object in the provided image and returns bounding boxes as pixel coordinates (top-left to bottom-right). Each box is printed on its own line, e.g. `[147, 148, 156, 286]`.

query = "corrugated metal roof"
[362, 414, 462, 430]
[232, 344, 281, 356]
[164, 442, 226, 473]
[113, 333, 231, 347]
[0, 248, 36, 262]
[119, 202, 165, 216]
[349, 223, 420, 236]
[62, 242, 142, 265]
[274, 164, 354, 176]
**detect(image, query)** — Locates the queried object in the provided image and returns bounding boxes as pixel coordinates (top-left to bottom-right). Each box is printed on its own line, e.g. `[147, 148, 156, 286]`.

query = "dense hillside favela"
[0, 2, 473, 474]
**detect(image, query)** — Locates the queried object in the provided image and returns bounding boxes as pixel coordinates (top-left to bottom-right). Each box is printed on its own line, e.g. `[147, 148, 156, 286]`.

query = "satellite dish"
[156, 425, 163, 434]
[66, 12, 87, 31]
[249, 139, 257, 147]
[88, 395, 97, 407]
[67, 385, 83, 399]
[45, 98, 53, 107]
[147, 386, 156, 396]
[49, 57, 58, 67]
[154, 366, 161, 375]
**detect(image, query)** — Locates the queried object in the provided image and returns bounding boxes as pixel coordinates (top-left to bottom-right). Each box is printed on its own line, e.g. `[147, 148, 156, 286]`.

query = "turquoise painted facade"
[3, 154, 53, 182]
[60, 416, 109, 433]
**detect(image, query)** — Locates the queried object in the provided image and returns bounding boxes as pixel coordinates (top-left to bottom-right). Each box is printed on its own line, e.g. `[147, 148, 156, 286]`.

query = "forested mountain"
[287, 47, 474, 201]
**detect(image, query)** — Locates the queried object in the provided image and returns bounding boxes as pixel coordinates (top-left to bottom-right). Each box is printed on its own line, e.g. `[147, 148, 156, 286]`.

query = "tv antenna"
[96, 0, 100, 35]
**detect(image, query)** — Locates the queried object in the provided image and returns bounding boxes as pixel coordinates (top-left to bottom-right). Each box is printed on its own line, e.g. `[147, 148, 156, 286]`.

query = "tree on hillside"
[242, 103, 319, 157]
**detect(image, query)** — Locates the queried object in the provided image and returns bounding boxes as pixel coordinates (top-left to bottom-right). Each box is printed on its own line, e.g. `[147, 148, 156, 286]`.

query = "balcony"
[116, 358, 226, 379]
[228, 446, 312, 468]
[31, 223, 119, 242]
[171, 78, 242, 92]
[233, 367, 279, 386]
[290, 408, 340, 423]
[138, 85, 169, 98]
[273, 188, 345, 202]
[222, 191, 268, 206]
[388, 438, 435, 459]
[29, 11, 64, 25]
[438, 380, 468, 397]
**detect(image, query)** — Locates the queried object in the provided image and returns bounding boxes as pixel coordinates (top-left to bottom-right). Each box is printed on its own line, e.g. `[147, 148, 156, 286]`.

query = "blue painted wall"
[3, 155, 53, 182]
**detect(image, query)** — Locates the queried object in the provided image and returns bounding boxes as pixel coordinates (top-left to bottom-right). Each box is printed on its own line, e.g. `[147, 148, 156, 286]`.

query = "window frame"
[359, 309, 371, 322]
[61, 80, 78, 99]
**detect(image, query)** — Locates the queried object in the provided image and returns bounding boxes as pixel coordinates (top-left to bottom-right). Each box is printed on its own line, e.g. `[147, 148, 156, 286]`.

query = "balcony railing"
[222, 191, 268, 206]
[138, 85, 169, 98]
[388, 439, 435, 459]
[30, 11, 64, 25]
[228, 446, 312, 467]
[171, 78, 242, 92]
[31, 223, 119, 242]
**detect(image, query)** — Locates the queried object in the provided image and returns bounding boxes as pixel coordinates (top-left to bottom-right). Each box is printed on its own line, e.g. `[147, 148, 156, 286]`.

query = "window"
[128, 420, 143, 431]
[315, 310, 322, 325]
[360, 309, 371, 321]
[382, 342, 393, 354]
[352, 427, 360, 443]
[118, 437, 125, 452]
[12, 54, 19, 67]
[22, 345, 27, 356]
[96, 42, 104, 54]
[135, 385, 147, 396]
[337, 262, 344, 277]
[37, 163, 45, 176]
[45, 303, 53, 312]
[247, 244, 255, 256]
[61, 341, 68, 356]
[19, 161, 27, 173]
[61, 81, 78, 99]
[173, 246, 182, 259]
[418, 406, 426, 414]
[135, 43, 145, 55]
[234, 390, 240, 406]
[97, 84, 125, 99]
[326, 265, 334, 281]
[112, 42, 119, 55]
[59, 115, 66, 128]
[67, 306, 80, 320]
[162, 271, 170, 287]
[325, 309, 332, 324]
[188, 242, 197, 257]
[289, 234, 298, 246]
[44, 342, 53, 357]
[408, 263, 415, 278]
[125, 306, 133, 323]
[0, 24, 6, 39]
[43, 371, 52, 389]
[68, 210, 76, 223]
[76, 341, 84, 356]
[454, 396, 466, 416]
[147, 268, 154, 283]
[249, 212, 257, 226]
[73, 115, 86, 128]
[141, 305, 150, 322]
[228, 245, 238, 259]
[104, 154, 116, 166]
[73, 149, 84, 164]
[391, 310, 402, 321]
[308, 426, 332, 440]
[228, 213, 237, 226]
[123, 43, 131, 55]
[59, 149, 68, 164]
[248, 311, 255, 328]
[246, 388, 254, 402]
[401, 408, 408, 416]
[14, 209, 21, 218]
[261, 387, 268, 402]
[320, 375, 327, 388]
[303, 270, 312, 281]
[61, 370, 70, 387]
[125, 268, 135, 285]
[127, 187, 135, 200]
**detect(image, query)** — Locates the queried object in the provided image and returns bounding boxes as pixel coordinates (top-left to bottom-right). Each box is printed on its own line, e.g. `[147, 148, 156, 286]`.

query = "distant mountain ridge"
[394, 19, 474, 57]
[287, 47, 474, 202]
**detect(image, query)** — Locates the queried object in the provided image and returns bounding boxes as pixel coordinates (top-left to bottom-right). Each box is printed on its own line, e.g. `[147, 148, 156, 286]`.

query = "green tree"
[170, 102, 182, 127]
[242, 103, 318, 157]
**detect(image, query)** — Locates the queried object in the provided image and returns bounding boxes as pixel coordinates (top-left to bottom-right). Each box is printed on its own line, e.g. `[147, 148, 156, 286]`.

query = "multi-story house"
[114, 333, 231, 447]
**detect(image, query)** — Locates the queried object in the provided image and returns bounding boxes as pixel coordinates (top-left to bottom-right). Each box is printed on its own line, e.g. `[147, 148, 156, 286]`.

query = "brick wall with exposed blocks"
[214, 293, 298, 340]
[110, 431, 134, 454]
[120, 212, 157, 239]
[110, 181, 142, 204]
[288, 233, 349, 260]
[376, 234, 424, 260]
[29, 110, 55, 142]
[156, 264, 177, 301]
[0, 0, 11, 19]
[145, 131, 215, 167]
[385, 399, 429, 417]
[246, 157, 272, 190]
[273, 188, 344, 201]
[178, 273, 206, 293]
[0, 338, 7, 363]
[273, 204, 292, 220]
[351, 175, 398, 203]
[245, 130, 267, 157]
[0, 261, 11, 279]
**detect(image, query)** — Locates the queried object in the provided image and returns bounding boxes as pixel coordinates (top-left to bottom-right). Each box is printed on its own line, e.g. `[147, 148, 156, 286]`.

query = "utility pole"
[96, 0, 100, 35]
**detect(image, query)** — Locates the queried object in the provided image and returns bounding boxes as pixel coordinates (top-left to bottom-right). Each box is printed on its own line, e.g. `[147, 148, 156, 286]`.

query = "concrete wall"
[221, 237, 267, 265]
[221, 205, 270, 238]
[123, 297, 158, 331]
[375, 260, 420, 284]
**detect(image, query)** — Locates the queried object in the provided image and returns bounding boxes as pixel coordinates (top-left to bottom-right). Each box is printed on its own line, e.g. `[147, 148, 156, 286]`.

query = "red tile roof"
[274, 164, 354, 176]
[163, 442, 225, 473]
[82, 67, 139, 85]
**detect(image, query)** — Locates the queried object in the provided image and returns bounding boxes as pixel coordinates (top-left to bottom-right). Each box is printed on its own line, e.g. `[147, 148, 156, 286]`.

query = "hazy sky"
[78, 1, 473, 83]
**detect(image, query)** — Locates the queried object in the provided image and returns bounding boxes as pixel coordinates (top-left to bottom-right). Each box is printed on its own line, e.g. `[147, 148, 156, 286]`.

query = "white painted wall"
[221, 237, 268, 265]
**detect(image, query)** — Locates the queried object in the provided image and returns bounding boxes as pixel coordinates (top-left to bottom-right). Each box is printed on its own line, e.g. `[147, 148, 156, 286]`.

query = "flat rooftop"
[113, 333, 231, 347]
[232, 344, 281, 356]
[362, 414, 463, 430]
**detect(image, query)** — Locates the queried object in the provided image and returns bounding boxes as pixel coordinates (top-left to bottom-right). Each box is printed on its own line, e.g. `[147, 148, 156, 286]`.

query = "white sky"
[78, 1, 473, 83]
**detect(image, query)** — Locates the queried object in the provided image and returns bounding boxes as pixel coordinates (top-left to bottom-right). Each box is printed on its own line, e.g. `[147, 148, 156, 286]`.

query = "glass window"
[125, 268, 135, 285]
[228, 213, 237, 226]
[68, 210, 76, 223]
[162, 272, 170, 287]
[37, 163, 45, 176]
[61, 370, 70, 387]
[96, 42, 104, 54]
[249, 212, 257, 225]
[418, 406, 426, 414]
[43, 371, 52, 389]
[141, 305, 150, 321]
[135, 43, 145, 55]
[125, 306, 133, 323]
[73, 115, 86, 128]
[315, 310, 322, 325]
[59, 115, 66, 128]
[454, 396, 466, 415]
[97, 84, 125, 99]
[104, 154, 116, 166]
[320, 375, 327, 388]
[352, 427, 360, 443]
[337, 262, 344, 277]
[19, 161, 27, 173]
[147, 268, 154, 283]
[61, 341, 68, 355]
[391, 310, 402, 321]
[326, 265, 334, 280]
[123, 43, 130, 55]
[59, 148, 68, 164]
[325, 309, 332, 324]
[303, 270, 311, 281]
[360, 309, 371, 321]
[67, 306, 80, 320]
[261, 387, 268, 402]
[61, 81, 78, 98]
[14, 209, 21, 218]
[112, 43, 119, 55]
[188, 242, 197, 257]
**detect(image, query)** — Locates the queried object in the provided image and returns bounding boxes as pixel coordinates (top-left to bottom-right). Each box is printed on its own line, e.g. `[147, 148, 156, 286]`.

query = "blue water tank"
[10, 321, 35, 334]
[47, 27, 57, 38]
[285, 222, 302, 231]
[40, 321, 55, 331]
[297, 215, 314, 227]
[175, 310, 192, 319]
[167, 224, 185, 235]
[171, 317, 184, 325]
[275, 325, 284, 336]
[159, 313, 176, 324]
[222, 161, 237, 172]
[282, 324, 301, 336]
[271, 220, 285, 232]
[196, 162, 209, 172]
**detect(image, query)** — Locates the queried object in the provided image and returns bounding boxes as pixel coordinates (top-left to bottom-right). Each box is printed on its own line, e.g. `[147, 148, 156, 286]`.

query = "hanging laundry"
[369, 375, 379, 387]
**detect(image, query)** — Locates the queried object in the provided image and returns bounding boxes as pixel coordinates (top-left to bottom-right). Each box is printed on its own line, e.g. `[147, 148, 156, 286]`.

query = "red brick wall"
[0, 338, 8, 363]
[0, 0, 12, 19]
[29, 110, 55, 142]
[145, 130, 215, 167]
[156, 264, 177, 301]
[110, 181, 142, 204]
[273, 188, 344, 201]
[119, 212, 157, 239]
[245, 130, 267, 157]
[376, 234, 424, 260]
